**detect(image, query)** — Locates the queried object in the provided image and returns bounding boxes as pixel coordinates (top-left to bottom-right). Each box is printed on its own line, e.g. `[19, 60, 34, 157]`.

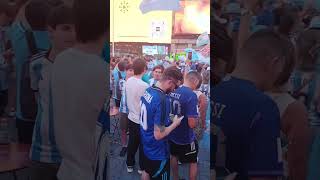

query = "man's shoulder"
[256, 94, 280, 114]
[54, 49, 73, 62]
[126, 77, 134, 85]
[146, 86, 161, 98]
[139, 79, 149, 87]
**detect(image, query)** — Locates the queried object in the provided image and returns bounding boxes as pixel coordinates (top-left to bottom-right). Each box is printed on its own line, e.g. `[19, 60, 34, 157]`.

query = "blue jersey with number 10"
[169, 86, 198, 145]
[140, 86, 171, 160]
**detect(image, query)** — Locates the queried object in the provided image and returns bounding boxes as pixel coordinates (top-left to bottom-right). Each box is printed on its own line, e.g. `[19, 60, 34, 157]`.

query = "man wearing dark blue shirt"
[169, 71, 202, 180]
[140, 67, 184, 180]
[212, 30, 292, 180]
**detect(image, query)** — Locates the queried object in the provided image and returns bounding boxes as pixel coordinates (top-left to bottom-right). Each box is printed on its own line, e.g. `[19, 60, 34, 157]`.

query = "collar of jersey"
[151, 85, 165, 94]
[225, 75, 256, 87]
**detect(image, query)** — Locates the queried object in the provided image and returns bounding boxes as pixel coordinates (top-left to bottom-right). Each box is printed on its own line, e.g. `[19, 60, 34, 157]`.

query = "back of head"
[47, 4, 74, 29]
[186, 71, 202, 87]
[117, 60, 127, 72]
[125, 63, 133, 71]
[132, 58, 146, 75]
[73, 0, 108, 43]
[25, 0, 50, 30]
[161, 66, 183, 83]
[239, 29, 289, 67]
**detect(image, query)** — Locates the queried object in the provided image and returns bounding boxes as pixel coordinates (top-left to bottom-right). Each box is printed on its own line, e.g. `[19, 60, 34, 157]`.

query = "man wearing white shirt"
[51, 0, 108, 179]
[126, 58, 149, 173]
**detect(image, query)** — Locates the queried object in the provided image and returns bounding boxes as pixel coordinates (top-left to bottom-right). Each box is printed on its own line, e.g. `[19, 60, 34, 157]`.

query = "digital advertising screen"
[173, 0, 210, 35]
[110, 0, 173, 43]
[142, 45, 168, 55]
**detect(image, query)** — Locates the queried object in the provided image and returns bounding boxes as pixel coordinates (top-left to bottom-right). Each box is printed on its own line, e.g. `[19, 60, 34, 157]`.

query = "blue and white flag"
[140, 0, 181, 14]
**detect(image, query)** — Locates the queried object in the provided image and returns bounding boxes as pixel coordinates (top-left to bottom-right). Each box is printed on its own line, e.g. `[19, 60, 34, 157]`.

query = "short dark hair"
[132, 58, 147, 75]
[73, 0, 108, 43]
[118, 60, 127, 72]
[153, 65, 164, 72]
[161, 66, 183, 83]
[125, 64, 133, 71]
[239, 29, 290, 65]
[186, 71, 202, 87]
[25, 0, 50, 30]
[47, 5, 74, 29]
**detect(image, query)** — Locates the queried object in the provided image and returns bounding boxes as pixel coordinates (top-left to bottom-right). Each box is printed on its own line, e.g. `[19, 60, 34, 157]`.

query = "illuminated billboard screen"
[173, 0, 210, 35]
[142, 45, 168, 55]
[111, 0, 173, 43]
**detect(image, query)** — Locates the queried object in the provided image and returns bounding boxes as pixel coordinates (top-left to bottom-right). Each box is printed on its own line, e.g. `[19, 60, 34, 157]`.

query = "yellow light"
[110, 0, 173, 43]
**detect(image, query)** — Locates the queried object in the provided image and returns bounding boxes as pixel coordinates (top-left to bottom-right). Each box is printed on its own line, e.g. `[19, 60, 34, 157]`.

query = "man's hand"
[172, 115, 183, 127]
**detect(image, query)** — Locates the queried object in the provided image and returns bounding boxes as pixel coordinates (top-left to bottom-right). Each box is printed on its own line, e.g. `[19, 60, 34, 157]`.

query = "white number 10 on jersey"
[140, 101, 148, 130]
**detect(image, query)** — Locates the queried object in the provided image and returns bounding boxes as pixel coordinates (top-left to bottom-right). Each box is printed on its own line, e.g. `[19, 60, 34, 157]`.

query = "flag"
[196, 32, 210, 48]
[140, 0, 180, 14]
[198, 44, 210, 58]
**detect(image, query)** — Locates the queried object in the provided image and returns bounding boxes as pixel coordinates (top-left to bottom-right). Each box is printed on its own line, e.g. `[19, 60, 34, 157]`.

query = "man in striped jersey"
[119, 63, 134, 157]
[29, 5, 75, 180]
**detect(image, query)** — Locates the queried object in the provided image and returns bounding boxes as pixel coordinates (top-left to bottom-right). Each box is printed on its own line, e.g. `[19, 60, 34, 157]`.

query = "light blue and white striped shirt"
[29, 54, 61, 163]
[149, 78, 158, 87]
[119, 79, 128, 113]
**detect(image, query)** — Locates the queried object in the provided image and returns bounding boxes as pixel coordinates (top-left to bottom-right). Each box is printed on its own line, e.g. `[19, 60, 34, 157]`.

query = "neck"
[74, 40, 103, 56]
[134, 74, 143, 79]
[231, 67, 266, 91]
[156, 81, 167, 93]
[269, 84, 287, 93]
[183, 82, 193, 90]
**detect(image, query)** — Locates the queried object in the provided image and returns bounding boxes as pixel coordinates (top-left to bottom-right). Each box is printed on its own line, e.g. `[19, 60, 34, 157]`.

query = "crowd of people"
[212, 0, 320, 180]
[0, 0, 109, 180]
[110, 55, 210, 179]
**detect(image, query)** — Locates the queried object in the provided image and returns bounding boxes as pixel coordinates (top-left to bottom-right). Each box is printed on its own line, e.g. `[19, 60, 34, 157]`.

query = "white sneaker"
[138, 169, 143, 174]
[126, 165, 133, 173]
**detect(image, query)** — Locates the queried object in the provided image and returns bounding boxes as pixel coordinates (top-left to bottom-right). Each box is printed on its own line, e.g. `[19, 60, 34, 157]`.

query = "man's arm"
[281, 101, 311, 180]
[187, 94, 199, 129]
[237, 0, 260, 57]
[88, 61, 108, 116]
[154, 115, 183, 140]
[188, 117, 197, 129]
[198, 93, 208, 128]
